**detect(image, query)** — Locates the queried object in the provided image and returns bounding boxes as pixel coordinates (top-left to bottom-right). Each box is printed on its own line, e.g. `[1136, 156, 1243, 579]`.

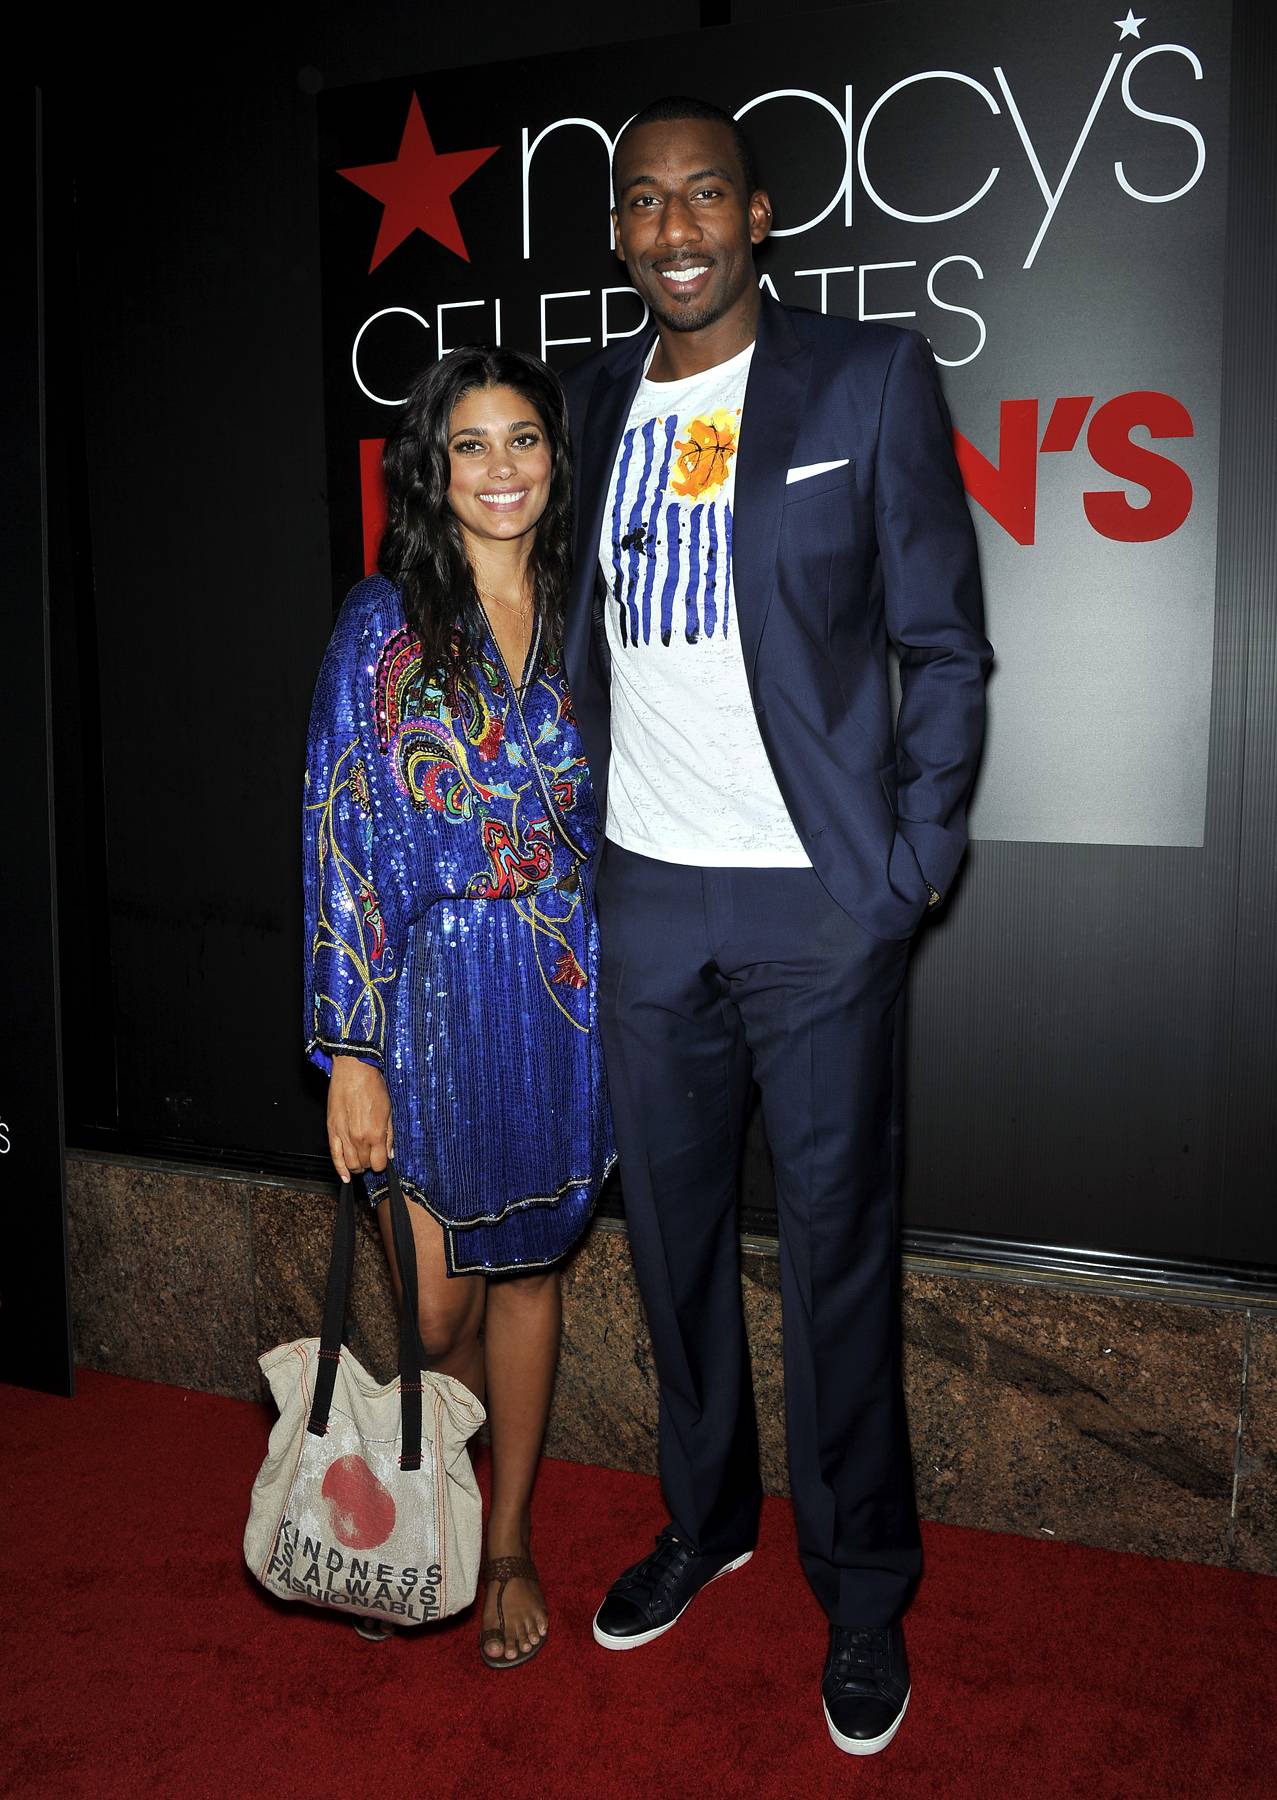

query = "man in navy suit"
[562, 95, 991, 1756]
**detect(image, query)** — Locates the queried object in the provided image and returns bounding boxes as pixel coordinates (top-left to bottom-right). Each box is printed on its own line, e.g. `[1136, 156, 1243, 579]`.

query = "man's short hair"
[612, 95, 760, 199]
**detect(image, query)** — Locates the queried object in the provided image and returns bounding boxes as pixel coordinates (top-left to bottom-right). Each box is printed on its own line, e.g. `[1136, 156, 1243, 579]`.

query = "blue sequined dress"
[303, 575, 613, 1275]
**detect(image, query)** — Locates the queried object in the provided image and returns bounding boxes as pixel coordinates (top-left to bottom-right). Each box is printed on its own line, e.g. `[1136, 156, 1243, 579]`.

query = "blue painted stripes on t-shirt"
[606, 417, 735, 648]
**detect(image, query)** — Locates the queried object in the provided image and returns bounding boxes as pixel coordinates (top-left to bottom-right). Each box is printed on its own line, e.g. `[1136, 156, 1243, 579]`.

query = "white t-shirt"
[597, 341, 810, 867]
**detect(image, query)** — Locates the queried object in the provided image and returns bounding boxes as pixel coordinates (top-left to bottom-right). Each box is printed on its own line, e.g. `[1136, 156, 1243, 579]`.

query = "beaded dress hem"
[363, 1163, 606, 1232]
[367, 1154, 618, 1277]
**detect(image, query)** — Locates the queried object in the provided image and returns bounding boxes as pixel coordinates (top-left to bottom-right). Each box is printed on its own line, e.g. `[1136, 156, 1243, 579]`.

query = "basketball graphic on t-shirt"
[672, 410, 739, 503]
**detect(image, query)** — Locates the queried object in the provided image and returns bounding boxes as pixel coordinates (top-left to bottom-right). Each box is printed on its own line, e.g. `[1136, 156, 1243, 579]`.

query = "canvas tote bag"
[244, 1164, 485, 1628]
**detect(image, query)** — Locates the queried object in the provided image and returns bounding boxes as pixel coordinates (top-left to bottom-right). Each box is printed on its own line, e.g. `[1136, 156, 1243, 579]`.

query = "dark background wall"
[1, 93, 73, 1393]
[40, 1, 1277, 1282]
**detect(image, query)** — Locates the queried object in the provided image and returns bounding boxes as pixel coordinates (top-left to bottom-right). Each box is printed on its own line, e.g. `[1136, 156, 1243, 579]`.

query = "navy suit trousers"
[596, 843, 923, 1628]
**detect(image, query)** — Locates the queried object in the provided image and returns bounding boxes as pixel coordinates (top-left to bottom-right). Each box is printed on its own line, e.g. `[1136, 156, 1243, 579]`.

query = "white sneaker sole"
[591, 1549, 754, 1650]
[823, 1686, 910, 1756]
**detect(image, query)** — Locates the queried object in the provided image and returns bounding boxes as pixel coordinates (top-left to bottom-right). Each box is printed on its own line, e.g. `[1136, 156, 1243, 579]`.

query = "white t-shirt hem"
[604, 826, 813, 869]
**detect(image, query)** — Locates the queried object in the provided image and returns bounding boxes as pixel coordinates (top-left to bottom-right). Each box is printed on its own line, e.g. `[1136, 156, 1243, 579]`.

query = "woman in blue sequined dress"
[302, 347, 613, 1668]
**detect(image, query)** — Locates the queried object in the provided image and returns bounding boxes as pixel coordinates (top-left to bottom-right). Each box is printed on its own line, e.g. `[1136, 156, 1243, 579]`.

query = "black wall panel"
[1215, 0, 1277, 1236]
[1, 92, 74, 1394]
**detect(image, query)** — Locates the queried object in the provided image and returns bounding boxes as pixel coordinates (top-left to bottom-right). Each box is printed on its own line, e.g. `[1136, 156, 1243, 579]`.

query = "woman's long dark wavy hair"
[377, 346, 572, 680]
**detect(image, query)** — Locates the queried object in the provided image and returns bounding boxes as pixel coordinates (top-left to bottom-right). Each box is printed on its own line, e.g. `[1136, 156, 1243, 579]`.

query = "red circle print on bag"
[321, 1454, 397, 1549]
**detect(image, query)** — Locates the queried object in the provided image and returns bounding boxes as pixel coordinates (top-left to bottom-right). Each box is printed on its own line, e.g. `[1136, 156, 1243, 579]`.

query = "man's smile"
[651, 259, 714, 299]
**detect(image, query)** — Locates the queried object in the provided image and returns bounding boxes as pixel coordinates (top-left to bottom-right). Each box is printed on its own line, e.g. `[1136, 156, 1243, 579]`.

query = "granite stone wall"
[65, 1153, 1275, 1572]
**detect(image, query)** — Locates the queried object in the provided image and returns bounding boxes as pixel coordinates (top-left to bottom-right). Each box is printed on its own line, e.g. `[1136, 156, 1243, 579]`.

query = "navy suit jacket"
[562, 296, 992, 940]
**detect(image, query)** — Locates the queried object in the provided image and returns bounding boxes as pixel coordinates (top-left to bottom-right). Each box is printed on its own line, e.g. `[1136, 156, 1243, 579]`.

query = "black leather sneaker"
[592, 1526, 754, 1650]
[821, 1622, 911, 1756]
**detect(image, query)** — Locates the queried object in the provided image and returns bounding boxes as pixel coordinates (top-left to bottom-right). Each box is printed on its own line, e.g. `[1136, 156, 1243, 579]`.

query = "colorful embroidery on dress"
[305, 741, 398, 1060]
[307, 599, 596, 1059]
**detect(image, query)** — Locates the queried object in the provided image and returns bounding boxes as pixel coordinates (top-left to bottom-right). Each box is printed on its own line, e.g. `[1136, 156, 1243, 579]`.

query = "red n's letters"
[1083, 391, 1194, 542]
[953, 390, 1194, 545]
[953, 400, 1039, 545]
[361, 439, 388, 576]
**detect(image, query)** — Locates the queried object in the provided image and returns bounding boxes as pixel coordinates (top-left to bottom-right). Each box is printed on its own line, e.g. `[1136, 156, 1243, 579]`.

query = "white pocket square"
[785, 458, 850, 485]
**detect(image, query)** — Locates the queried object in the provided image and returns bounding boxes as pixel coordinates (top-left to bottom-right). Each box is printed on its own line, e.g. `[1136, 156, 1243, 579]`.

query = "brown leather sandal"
[479, 1555, 546, 1670]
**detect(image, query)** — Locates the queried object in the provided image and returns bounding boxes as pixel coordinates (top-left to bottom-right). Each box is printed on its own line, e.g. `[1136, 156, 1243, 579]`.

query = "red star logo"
[338, 95, 499, 270]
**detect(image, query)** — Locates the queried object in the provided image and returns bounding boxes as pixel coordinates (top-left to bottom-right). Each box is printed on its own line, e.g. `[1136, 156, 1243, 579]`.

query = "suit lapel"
[732, 298, 810, 684]
[565, 332, 654, 686]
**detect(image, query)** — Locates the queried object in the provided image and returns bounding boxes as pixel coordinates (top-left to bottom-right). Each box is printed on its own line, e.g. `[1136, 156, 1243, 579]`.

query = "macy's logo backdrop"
[318, 0, 1229, 848]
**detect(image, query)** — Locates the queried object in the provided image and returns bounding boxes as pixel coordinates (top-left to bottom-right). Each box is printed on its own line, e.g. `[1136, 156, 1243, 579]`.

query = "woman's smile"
[477, 487, 530, 509]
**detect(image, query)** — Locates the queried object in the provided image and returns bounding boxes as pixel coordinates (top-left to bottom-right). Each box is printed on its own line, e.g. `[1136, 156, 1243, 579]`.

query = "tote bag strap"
[306, 1162, 425, 1470]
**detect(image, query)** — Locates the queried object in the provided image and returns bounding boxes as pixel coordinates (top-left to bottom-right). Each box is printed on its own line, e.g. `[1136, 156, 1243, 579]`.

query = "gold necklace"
[477, 583, 531, 618]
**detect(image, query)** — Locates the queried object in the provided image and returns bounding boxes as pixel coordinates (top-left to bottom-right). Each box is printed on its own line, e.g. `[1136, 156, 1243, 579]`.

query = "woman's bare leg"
[378, 1204, 561, 1661]
[376, 1198, 486, 1400]
[479, 1267, 562, 1660]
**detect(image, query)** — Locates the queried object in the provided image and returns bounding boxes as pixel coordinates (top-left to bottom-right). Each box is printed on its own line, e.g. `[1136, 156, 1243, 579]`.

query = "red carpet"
[0, 1370, 1272, 1800]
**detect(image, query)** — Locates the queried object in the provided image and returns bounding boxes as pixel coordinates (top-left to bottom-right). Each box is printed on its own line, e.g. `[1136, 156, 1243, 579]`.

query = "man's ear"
[749, 189, 773, 247]
[611, 208, 625, 262]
